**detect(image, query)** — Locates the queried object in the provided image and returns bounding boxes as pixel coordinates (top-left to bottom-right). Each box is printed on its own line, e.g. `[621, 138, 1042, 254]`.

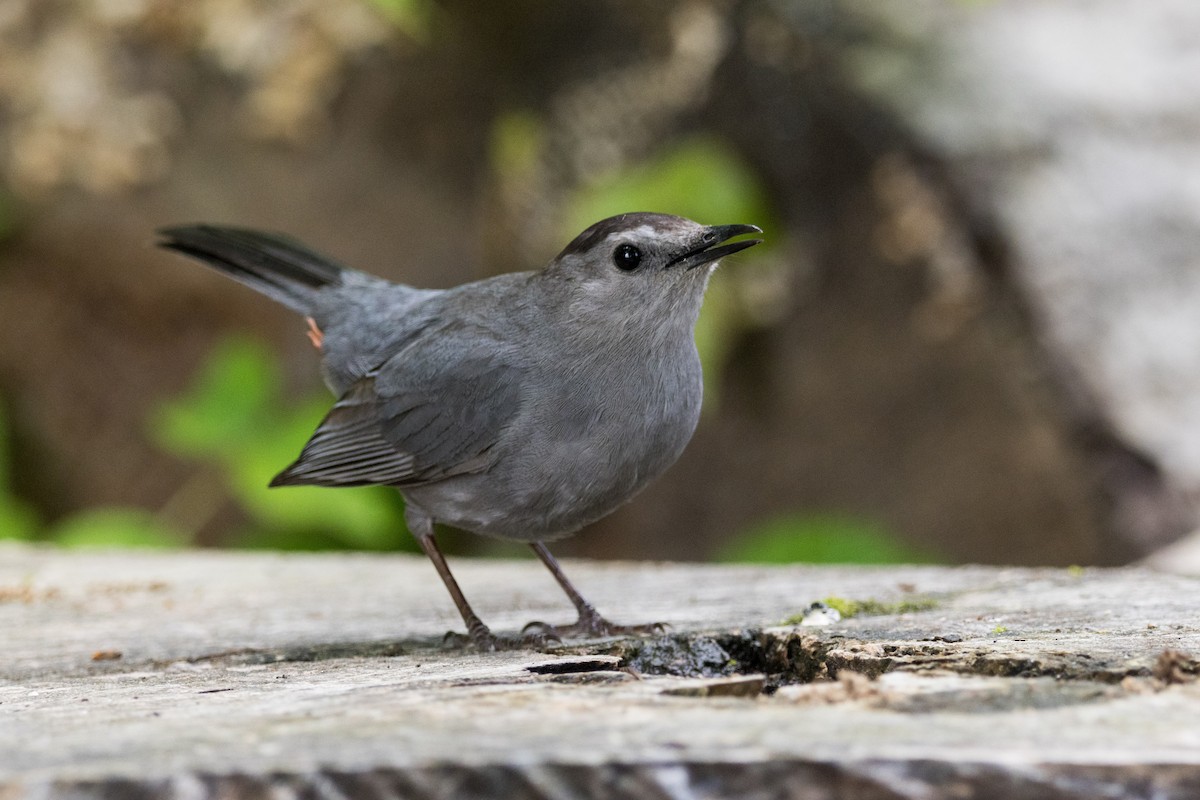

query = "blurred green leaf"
[491, 111, 542, 181]
[720, 512, 936, 565]
[51, 509, 183, 549]
[154, 337, 280, 457]
[0, 501, 37, 541]
[364, 0, 432, 39]
[0, 400, 38, 540]
[152, 335, 410, 551]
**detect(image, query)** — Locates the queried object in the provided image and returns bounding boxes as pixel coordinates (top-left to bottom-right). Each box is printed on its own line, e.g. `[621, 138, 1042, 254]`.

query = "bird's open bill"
[668, 223, 763, 271]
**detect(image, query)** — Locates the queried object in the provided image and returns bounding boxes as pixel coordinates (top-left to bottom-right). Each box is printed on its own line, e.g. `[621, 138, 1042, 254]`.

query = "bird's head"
[546, 212, 762, 326]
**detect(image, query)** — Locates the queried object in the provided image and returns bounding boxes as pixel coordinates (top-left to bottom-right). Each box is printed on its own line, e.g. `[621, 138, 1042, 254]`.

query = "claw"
[521, 620, 562, 639]
[440, 625, 561, 651]
[552, 611, 669, 640]
[441, 630, 474, 649]
[519, 621, 564, 647]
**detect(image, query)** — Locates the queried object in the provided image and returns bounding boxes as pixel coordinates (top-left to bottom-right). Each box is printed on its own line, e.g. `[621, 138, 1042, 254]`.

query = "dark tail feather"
[157, 225, 345, 313]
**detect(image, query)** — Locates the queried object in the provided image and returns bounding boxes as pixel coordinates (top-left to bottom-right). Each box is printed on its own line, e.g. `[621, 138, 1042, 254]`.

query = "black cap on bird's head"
[552, 212, 762, 282]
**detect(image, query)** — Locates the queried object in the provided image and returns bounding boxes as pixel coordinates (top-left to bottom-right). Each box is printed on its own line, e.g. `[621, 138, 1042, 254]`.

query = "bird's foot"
[442, 623, 562, 652]
[529, 607, 670, 641]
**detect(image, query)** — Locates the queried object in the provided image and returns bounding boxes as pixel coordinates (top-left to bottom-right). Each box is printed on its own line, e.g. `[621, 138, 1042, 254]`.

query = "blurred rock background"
[1, 0, 1198, 569]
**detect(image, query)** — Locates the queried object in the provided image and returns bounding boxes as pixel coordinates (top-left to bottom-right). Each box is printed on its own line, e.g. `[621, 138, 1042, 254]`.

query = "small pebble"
[799, 602, 842, 626]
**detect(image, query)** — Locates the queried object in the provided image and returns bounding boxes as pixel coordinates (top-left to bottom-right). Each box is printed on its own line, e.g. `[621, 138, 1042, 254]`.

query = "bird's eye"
[612, 243, 642, 271]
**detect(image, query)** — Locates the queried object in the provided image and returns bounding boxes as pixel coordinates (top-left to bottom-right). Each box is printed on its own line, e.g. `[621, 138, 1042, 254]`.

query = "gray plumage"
[158, 213, 761, 647]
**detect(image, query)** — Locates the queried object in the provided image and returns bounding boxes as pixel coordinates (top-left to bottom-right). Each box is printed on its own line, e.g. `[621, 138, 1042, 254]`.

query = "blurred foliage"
[0, 402, 38, 542]
[491, 112, 543, 183]
[720, 512, 937, 565]
[363, 0, 434, 40]
[152, 337, 411, 551]
[51, 509, 183, 549]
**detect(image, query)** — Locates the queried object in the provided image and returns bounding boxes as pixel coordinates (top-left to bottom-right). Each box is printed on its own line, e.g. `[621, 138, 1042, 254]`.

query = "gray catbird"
[158, 212, 761, 648]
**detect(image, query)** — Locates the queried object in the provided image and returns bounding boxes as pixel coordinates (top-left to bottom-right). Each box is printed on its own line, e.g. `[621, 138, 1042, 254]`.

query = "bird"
[157, 212, 762, 649]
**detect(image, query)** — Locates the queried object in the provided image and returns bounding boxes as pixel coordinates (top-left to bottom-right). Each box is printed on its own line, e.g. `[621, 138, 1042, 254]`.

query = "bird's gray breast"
[406, 337, 704, 541]
[529, 347, 701, 519]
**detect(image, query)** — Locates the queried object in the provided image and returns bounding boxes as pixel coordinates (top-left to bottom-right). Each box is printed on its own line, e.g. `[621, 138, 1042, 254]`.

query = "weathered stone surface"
[3, 544, 1200, 798]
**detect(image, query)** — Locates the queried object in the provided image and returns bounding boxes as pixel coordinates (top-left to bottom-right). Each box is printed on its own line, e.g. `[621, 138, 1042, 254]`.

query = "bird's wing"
[270, 342, 522, 488]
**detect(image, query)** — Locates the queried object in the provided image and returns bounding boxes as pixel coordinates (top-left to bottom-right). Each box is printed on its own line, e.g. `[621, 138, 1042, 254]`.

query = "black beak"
[667, 224, 764, 270]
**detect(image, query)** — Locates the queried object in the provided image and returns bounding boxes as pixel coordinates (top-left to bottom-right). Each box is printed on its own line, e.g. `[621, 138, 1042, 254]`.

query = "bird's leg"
[407, 508, 556, 650]
[528, 542, 667, 639]
[412, 531, 498, 649]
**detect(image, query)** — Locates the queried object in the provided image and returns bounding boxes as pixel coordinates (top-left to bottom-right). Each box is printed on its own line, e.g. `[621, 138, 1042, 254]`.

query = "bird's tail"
[156, 225, 345, 314]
